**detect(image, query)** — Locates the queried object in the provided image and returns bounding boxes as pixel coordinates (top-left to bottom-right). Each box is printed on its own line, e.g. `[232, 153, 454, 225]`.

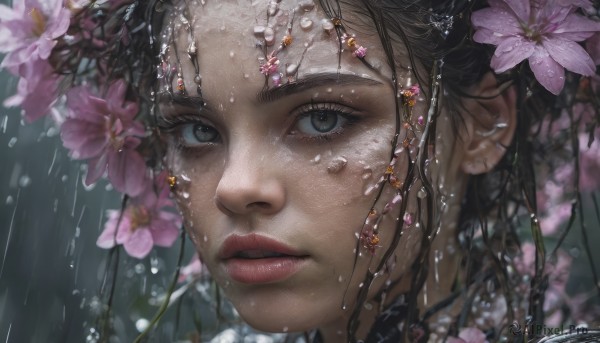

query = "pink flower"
[259, 56, 279, 76]
[472, 0, 600, 95]
[587, 32, 600, 65]
[579, 133, 600, 190]
[352, 45, 367, 58]
[0, 0, 70, 68]
[96, 172, 182, 259]
[3, 59, 61, 122]
[60, 80, 147, 196]
[178, 253, 203, 283]
[447, 327, 489, 343]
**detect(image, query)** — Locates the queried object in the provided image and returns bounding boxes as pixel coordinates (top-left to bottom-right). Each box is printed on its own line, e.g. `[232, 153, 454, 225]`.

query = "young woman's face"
[160, 0, 432, 335]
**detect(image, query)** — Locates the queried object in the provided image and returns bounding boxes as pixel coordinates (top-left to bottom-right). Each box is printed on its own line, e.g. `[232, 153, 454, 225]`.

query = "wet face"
[158, 0, 432, 336]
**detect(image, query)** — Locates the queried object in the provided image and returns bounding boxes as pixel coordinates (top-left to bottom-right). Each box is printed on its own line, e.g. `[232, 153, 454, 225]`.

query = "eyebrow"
[256, 72, 383, 103]
[158, 92, 210, 111]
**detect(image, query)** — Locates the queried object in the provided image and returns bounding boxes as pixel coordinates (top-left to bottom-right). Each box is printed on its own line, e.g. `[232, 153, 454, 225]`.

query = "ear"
[459, 72, 517, 175]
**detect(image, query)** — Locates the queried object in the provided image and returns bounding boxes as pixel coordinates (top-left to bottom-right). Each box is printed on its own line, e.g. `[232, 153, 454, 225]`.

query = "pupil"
[311, 111, 337, 133]
[193, 124, 216, 142]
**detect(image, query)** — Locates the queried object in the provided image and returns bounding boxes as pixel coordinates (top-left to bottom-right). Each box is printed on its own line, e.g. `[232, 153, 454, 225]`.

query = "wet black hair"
[54, 0, 600, 341]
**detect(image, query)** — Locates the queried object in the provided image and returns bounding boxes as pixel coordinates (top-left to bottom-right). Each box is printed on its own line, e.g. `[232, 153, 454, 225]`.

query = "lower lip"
[223, 256, 306, 284]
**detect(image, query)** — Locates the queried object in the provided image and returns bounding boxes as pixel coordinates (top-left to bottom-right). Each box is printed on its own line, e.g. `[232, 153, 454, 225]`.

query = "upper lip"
[218, 233, 305, 260]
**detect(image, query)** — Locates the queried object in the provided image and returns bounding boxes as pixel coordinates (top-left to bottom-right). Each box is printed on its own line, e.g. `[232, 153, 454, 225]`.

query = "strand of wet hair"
[401, 58, 444, 342]
[563, 107, 600, 297]
[338, 1, 410, 340]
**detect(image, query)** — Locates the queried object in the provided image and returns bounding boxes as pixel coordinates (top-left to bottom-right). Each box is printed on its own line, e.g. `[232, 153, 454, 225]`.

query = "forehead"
[158, 0, 400, 103]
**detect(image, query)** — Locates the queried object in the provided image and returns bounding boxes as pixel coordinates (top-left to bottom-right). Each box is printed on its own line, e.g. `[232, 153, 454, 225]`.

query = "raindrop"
[18, 175, 31, 188]
[182, 192, 190, 199]
[311, 154, 321, 164]
[61, 175, 68, 182]
[338, 275, 344, 282]
[321, 18, 334, 32]
[85, 328, 100, 343]
[6, 195, 14, 205]
[8, 137, 17, 148]
[135, 263, 146, 274]
[342, 304, 347, 310]
[417, 187, 427, 198]
[150, 257, 159, 274]
[135, 318, 150, 332]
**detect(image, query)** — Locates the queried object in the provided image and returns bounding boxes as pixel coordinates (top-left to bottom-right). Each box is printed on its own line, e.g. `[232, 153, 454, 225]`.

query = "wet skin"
[158, 0, 471, 341]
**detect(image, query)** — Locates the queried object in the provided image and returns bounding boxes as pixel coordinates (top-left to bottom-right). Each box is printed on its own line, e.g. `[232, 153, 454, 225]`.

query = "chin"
[229, 289, 341, 334]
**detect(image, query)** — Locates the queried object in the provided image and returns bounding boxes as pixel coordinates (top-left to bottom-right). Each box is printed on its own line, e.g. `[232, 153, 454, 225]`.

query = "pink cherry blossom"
[96, 172, 182, 259]
[0, 0, 70, 69]
[60, 79, 147, 196]
[447, 327, 489, 343]
[3, 59, 61, 122]
[472, 0, 600, 95]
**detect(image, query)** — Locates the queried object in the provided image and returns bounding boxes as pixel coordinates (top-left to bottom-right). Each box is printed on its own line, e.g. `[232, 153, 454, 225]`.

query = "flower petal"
[150, 216, 180, 247]
[86, 154, 108, 185]
[552, 14, 600, 42]
[528, 45, 565, 95]
[542, 36, 596, 76]
[471, 6, 522, 37]
[502, 0, 530, 23]
[123, 228, 154, 259]
[107, 147, 147, 196]
[490, 36, 535, 73]
[586, 32, 600, 65]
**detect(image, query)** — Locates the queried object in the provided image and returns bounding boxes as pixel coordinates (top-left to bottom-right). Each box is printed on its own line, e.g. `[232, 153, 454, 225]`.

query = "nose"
[215, 148, 286, 216]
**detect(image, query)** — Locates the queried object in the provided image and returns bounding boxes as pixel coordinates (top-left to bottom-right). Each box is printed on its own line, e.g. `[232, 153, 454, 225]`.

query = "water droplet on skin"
[264, 27, 275, 46]
[286, 64, 298, 76]
[338, 275, 344, 282]
[254, 25, 265, 36]
[359, 282, 364, 288]
[327, 156, 347, 174]
[229, 51, 235, 58]
[310, 154, 321, 164]
[8, 137, 17, 148]
[203, 235, 208, 242]
[342, 304, 347, 310]
[243, 73, 250, 79]
[363, 302, 373, 310]
[300, 17, 313, 30]
[362, 168, 373, 180]
[417, 187, 427, 198]
[182, 192, 190, 199]
[229, 96, 235, 103]
[321, 18, 334, 32]
[326, 87, 332, 93]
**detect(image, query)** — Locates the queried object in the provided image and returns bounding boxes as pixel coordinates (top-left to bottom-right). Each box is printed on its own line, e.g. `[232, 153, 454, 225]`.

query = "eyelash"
[157, 102, 359, 150]
[289, 102, 358, 142]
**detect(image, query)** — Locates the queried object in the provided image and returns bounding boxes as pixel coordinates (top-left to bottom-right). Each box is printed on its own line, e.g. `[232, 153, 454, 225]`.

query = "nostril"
[249, 202, 271, 210]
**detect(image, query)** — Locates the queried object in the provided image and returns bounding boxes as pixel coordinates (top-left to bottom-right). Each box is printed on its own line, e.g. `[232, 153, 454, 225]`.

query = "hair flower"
[96, 172, 182, 259]
[60, 79, 147, 196]
[0, 0, 70, 69]
[471, 0, 600, 95]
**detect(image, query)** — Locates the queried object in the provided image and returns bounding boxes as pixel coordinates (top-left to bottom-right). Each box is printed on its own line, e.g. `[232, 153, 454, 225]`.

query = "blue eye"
[294, 103, 352, 137]
[181, 122, 219, 145]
